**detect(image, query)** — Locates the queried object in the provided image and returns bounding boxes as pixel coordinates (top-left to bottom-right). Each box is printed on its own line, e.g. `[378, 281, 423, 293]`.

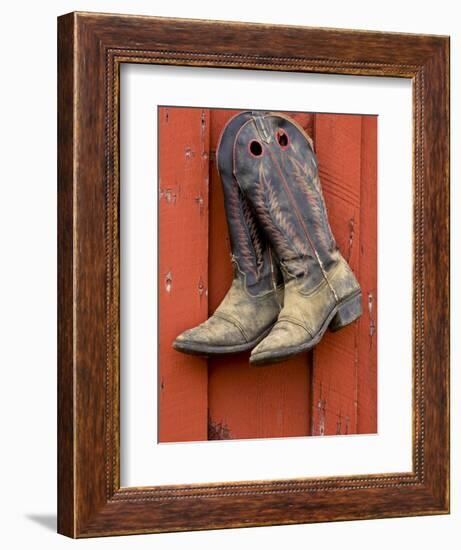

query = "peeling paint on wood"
[195, 194, 205, 215]
[347, 216, 355, 262]
[317, 397, 326, 436]
[185, 147, 195, 160]
[368, 291, 376, 349]
[164, 271, 172, 293]
[208, 414, 232, 440]
[198, 277, 206, 300]
[160, 187, 177, 204]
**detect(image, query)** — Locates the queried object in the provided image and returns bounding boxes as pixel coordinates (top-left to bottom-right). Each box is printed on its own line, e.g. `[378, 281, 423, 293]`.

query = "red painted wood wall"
[158, 107, 377, 442]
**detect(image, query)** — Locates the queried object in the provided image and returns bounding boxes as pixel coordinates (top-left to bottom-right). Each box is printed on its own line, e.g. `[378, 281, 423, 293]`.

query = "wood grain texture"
[357, 116, 378, 433]
[57, 12, 75, 537]
[57, 11, 450, 538]
[310, 114, 363, 436]
[158, 107, 209, 442]
[419, 45, 450, 509]
[308, 114, 377, 436]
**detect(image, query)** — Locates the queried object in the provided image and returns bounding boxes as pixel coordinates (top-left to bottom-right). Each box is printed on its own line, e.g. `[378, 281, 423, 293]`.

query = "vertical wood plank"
[207, 109, 312, 441]
[357, 116, 378, 433]
[158, 107, 209, 442]
[290, 112, 315, 141]
[310, 114, 363, 436]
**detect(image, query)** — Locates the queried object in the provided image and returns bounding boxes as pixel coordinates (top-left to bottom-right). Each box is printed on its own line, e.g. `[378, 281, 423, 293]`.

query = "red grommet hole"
[249, 140, 263, 157]
[276, 129, 289, 148]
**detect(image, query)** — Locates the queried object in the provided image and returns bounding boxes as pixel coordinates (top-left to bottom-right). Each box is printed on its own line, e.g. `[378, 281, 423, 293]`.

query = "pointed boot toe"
[173, 277, 282, 357]
[250, 321, 312, 365]
[173, 315, 247, 356]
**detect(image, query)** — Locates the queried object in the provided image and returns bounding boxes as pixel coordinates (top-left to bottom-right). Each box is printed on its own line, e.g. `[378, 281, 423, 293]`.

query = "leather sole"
[250, 291, 362, 366]
[172, 324, 274, 357]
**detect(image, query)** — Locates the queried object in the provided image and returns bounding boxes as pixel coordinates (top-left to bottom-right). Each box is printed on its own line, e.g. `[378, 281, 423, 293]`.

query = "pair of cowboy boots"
[173, 111, 362, 365]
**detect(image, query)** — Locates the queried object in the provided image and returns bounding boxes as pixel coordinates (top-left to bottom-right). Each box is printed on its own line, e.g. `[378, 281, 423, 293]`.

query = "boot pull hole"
[249, 140, 263, 157]
[276, 129, 289, 148]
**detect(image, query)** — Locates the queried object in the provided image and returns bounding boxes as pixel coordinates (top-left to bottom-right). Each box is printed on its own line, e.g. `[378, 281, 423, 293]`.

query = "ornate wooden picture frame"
[58, 12, 450, 537]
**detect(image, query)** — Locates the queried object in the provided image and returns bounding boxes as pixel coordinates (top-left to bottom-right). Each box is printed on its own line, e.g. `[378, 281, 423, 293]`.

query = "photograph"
[158, 107, 378, 443]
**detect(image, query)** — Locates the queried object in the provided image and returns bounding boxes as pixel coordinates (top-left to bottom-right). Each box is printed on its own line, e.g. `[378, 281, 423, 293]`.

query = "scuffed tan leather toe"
[249, 321, 312, 365]
[173, 314, 247, 355]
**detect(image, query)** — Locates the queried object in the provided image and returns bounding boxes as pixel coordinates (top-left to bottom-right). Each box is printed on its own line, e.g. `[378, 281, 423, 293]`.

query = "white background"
[121, 66, 413, 486]
[0, 0, 458, 548]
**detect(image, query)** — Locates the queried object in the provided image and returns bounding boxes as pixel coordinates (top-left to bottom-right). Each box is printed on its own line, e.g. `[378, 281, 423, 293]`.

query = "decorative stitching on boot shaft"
[240, 191, 265, 275]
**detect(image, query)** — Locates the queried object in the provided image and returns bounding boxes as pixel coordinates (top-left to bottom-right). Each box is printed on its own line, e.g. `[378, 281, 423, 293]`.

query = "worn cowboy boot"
[173, 112, 283, 356]
[232, 112, 362, 365]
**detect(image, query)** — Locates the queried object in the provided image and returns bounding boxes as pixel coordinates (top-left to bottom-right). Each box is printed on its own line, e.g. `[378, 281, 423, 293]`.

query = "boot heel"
[330, 293, 362, 332]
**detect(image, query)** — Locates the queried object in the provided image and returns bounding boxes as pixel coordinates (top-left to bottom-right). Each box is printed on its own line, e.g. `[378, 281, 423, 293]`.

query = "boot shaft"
[233, 112, 340, 292]
[216, 112, 282, 296]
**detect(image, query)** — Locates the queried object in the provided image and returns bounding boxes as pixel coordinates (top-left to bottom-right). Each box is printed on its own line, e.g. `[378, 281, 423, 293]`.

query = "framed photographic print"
[155, 106, 378, 445]
[58, 12, 450, 537]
